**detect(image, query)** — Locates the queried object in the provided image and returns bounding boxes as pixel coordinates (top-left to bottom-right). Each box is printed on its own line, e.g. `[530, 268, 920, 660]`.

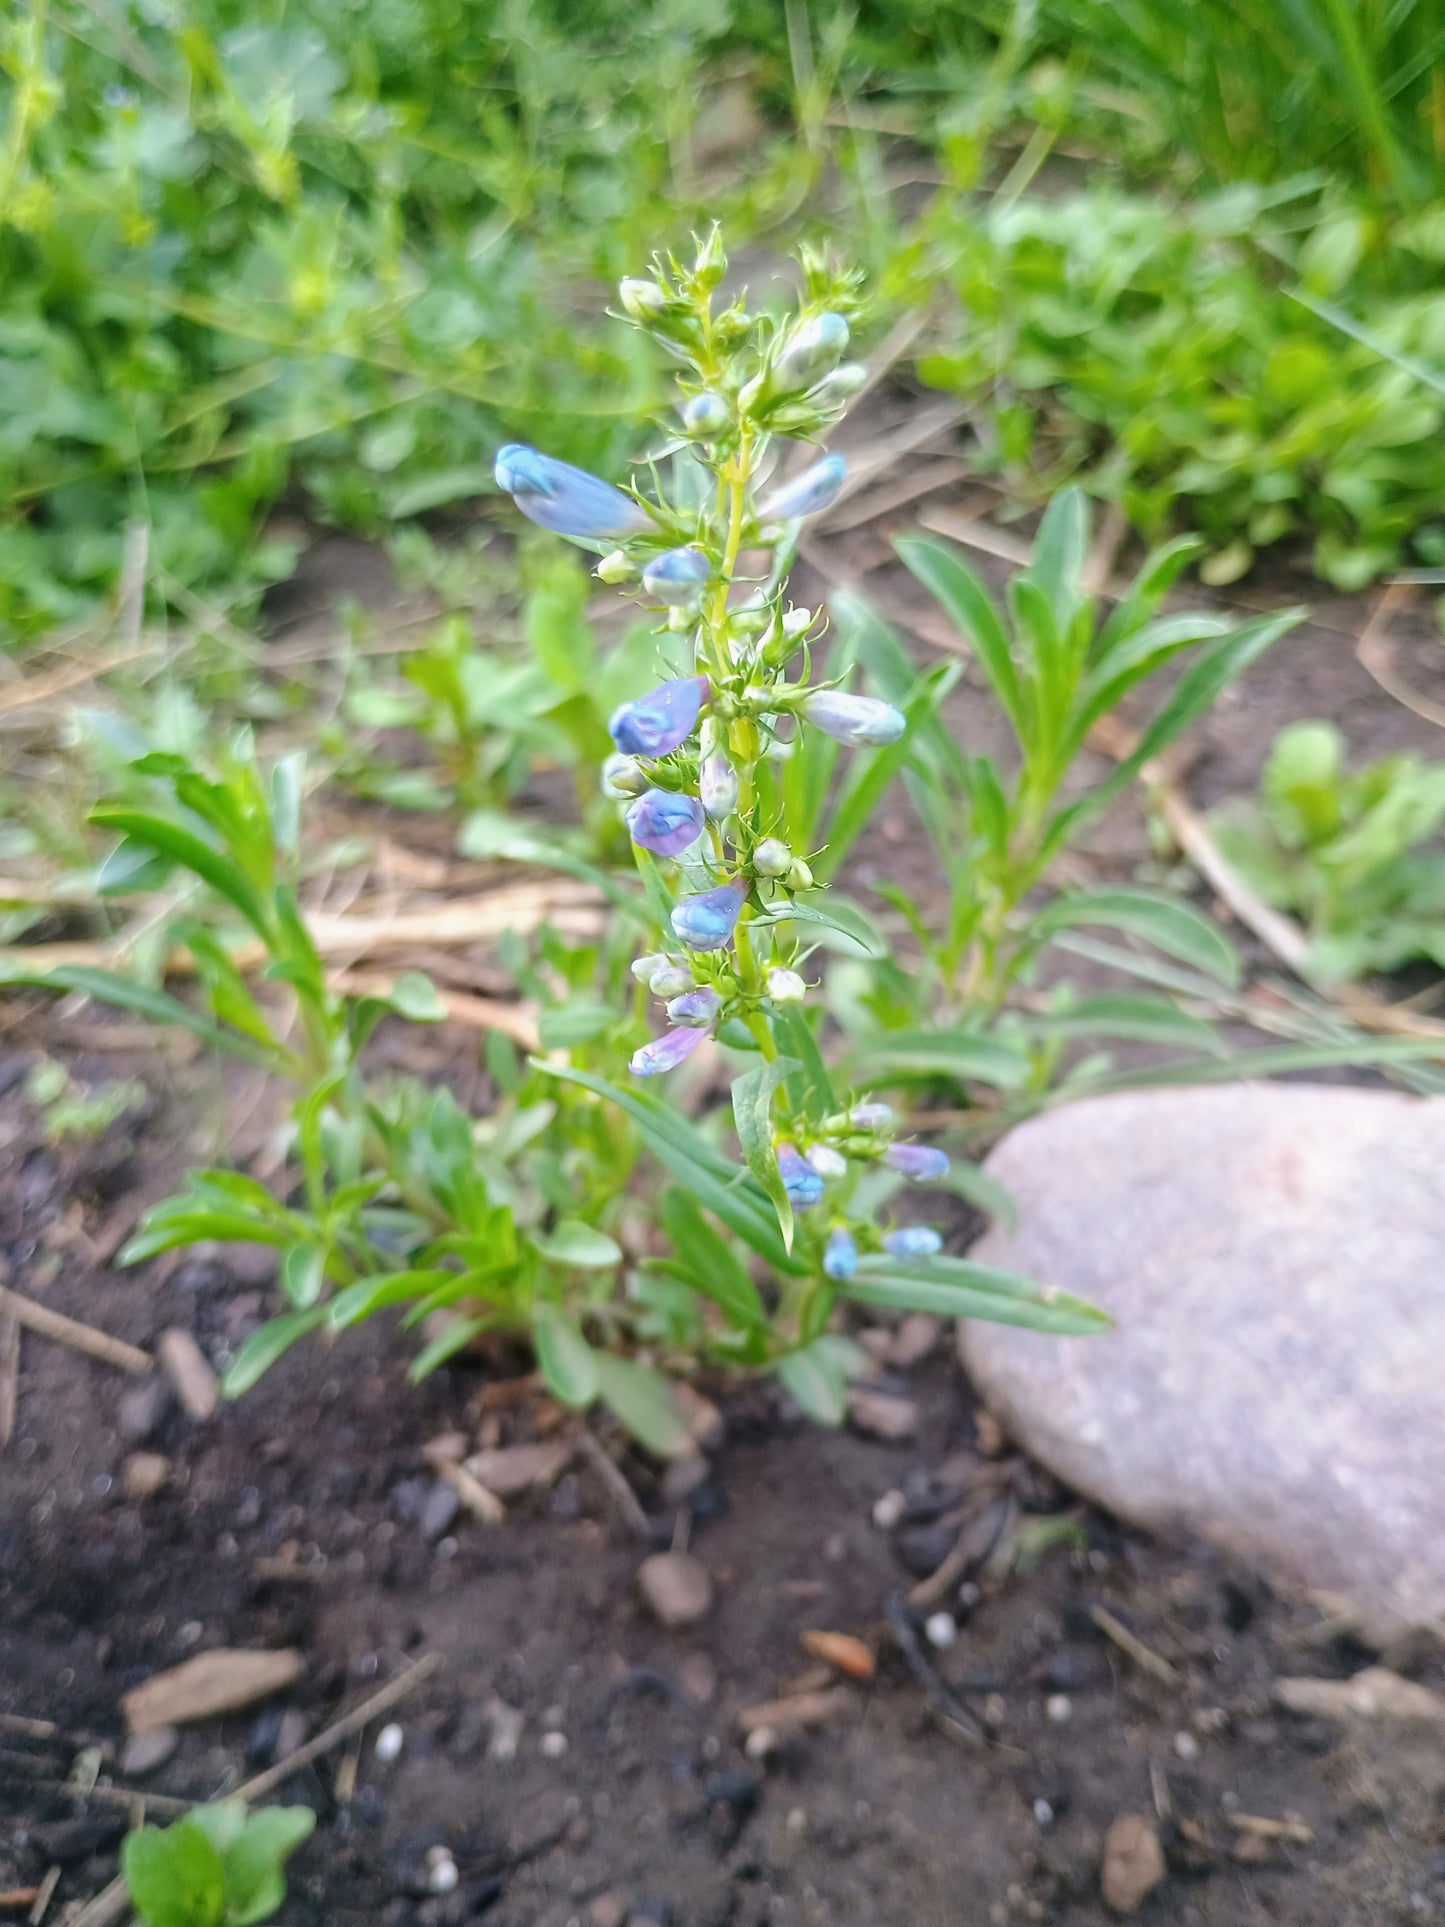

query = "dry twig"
[1090, 1605, 1183, 1688]
[0, 1286, 149, 1376]
[0, 1306, 19, 1449]
[575, 1428, 650, 1540]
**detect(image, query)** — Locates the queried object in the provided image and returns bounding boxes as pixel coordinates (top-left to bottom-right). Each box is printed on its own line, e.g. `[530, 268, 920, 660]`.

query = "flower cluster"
[494, 231, 948, 1277]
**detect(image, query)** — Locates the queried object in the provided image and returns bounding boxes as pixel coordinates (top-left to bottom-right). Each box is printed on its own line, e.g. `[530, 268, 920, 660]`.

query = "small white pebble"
[426, 1854, 458, 1896]
[744, 1725, 778, 1760]
[872, 1490, 906, 1529]
[1033, 1799, 1054, 1827]
[958, 1582, 980, 1610]
[1045, 1693, 1072, 1724]
[786, 1807, 807, 1834]
[374, 1722, 404, 1762]
[924, 1612, 957, 1650]
[1173, 1729, 1201, 1761]
[540, 1730, 569, 1758]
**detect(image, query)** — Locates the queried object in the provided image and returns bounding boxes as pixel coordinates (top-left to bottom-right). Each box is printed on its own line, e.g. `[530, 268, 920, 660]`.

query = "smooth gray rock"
[960, 1086, 1445, 1634]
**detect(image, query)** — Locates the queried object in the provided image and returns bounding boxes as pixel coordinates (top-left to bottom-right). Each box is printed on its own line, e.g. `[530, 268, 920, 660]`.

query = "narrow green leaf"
[1027, 992, 1225, 1053]
[0, 964, 278, 1067]
[1027, 887, 1240, 987]
[530, 1220, 622, 1269]
[757, 895, 886, 958]
[532, 1303, 599, 1406]
[327, 1269, 458, 1328]
[770, 1006, 835, 1123]
[847, 1027, 1032, 1090]
[592, 1353, 693, 1456]
[1023, 485, 1089, 628]
[895, 534, 1026, 740]
[657, 1187, 766, 1330]
[407, 1314, 492, 1380]
[776, 1333, 865, 1425]
[732, 1056, 802, 1251]
[221, 1307, 330, 1397]
[844, 1255, 1109, 1335]
[88, 807, 271, 935]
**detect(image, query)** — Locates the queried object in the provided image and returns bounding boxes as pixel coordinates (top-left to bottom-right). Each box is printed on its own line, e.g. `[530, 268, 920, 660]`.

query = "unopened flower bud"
[782, 607, 814, 640]
[596, 549, 636, 584]
[757, 454, 847, 523]
[785, 857, 813, 892]
[671, 884, 745, 952]
[824, 1227, 859, 1279]
[801, 689, 906, 748]
[495, 445, 650, 541]
[807, 362, 868, 409]
[619, 277, 667, 320]
[682, 393, 731, 437]
[649, 964, 694, 998]
[776, 1144, 825, 1208]
[883, 1226, 943, 1258]
[769, 312, 850, 395]
[700, 754, 738, 818]
[693, 225, 727, 288]
[766, 967, 806, 1003]
[752, 837, 792, 878]
[849, 1102, 894, 1130]
[602, 753, 649, 798]
[667, 985, 720, 1027]
[885, 1143, 950, 1183]
[642, 545, 710, 607]
[807, 1144, 848, 1182]
[631, 952, 670, 986]
[630, 1025, 708, 1076]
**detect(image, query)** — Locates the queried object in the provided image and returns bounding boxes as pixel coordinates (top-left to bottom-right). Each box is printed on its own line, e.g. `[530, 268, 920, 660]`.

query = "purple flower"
[776, 1145, 825, 1209]
[885, 1144, 950, 1183]
[882, 1226, 943, 1259]
[609, 676, 709, 759]
[671, 884, 745, 951]
[801, 689, 906, 748]
[494, 444, 650, 541]
[666, 985, 720, 1026]
[849, 1102, 894, 1130]
[758, 453, 847, 522]
[641, 546, 710, 606]
[824, 1228, 858, 1279]
[630, 1025, 709, 1076]
[624, 788, 705, 857]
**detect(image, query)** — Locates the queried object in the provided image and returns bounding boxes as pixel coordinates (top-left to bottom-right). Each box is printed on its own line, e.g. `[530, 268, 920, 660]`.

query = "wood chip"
[736, 1687, 857, 1736]
[121, 1648, 305, 1733]
[1226, 1813, 1314, 1845]
[25, 1868, 58, 1927]
[156, 1328, 219, 1420]
[1091, 1605, 1183, 1688]
[461, 1441, 573, 1497]
[0, 1892, 40, 1913]
[800, 1630, 876, 1681]
[0, 1304, 18, 1448]
[441, 1462, 505, 1524]
[846, 1387, 919, 1442]
[0, 1285, 149, 1376]
[1273, 1666, 1445, 1726]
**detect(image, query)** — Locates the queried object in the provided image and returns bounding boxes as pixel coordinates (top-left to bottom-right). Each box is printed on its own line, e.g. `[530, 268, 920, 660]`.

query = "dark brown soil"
[5, 501, 1445, 1925]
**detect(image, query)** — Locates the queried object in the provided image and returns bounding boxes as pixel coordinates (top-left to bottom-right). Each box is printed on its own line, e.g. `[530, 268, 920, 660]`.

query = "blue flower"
[609, 675, 709, 759]
[776, 1145, 825, 1209]
[824, 1228, 859, 1279]
[757, 453, 847, 522]
[801, 690, 906, 748]
[630, 1025, 709, 1076]
[642, 546, 710, 606]
[885, 1144, 950, 1183]
[882, 1226, 943, 1259]
[666, 985, 720, 1026]
[671, 883, 745, 952]
[494, 444, 650, 541]
[623, 787, 705, 857]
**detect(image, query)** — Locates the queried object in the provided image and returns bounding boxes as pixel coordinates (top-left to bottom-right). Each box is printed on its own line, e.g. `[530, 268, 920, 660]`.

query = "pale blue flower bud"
[752, 837, 792, 879]
[666, 985, 721, 1027]
[776, 1144, 825, 1208]
[771, 312, 850, 394]
[494, 444, 650, 541]
[682, 393, 731, 437]
[801, 689, 906, 748]
[630, 1025, 709, 1076]
[807, 362, 868, 409]
[649, 964, 694, 998]
[885, 1144, 950, 1183]
[824, 1228, 859, 1279]
[699, 754, 738, 819]
[641, 546, 710, 606]
[850, 1102, 893, 1130]
[630, 952, 669, 986]
[807, 1144, 848, 1182]
[766, 967, 806, 1004]
[671, 883, 745, 952]
[757, 453, 847, 522]
[883, 1226, 943, 1259]
[609, 675, 709, 758]
[785, 857, 813, 892]
[602, 753, 649, 798]
[624, 787, 705, 857]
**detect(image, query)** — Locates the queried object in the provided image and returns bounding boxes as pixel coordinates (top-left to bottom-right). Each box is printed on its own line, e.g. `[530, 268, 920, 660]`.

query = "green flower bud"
[807, 362, 868, 409]
[753, 837, 792, 878]
[785, 856, 814, 892]
[694, 225, 727, 289]
[596, 550, 637, 584]
[602, 752, 650, 798]
[631, 951, 669, 985]
[619, 277, 667, 321]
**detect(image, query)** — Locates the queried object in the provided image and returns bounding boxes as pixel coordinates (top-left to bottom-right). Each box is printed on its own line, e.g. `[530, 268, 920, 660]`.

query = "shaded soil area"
[4, 1055, 1445, 1927]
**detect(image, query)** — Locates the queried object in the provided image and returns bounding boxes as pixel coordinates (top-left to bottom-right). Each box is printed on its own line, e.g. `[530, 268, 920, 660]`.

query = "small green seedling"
[121, 1801, 314, 1927]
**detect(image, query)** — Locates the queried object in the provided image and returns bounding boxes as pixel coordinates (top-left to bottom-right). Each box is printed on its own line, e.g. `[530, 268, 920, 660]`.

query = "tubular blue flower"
[630, 1025, 709, 1076]
[883, 1226, 943, 1259]
[641, 546, 710, 606]
[824, 1228, 859, 1280]
[671, 884, 745, 952]
[494, 444, 650, 541]
[757, 453, 847, 522]
[666, 985, 720, 1027]
[801, 689, 907, 748]
[849, 1102, 894, 1130]
[776, 1145, 825, 1209]
[609, 676, 709, 759]
[623, 787, 705, 857]
[885, 1144, 950, 1183]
